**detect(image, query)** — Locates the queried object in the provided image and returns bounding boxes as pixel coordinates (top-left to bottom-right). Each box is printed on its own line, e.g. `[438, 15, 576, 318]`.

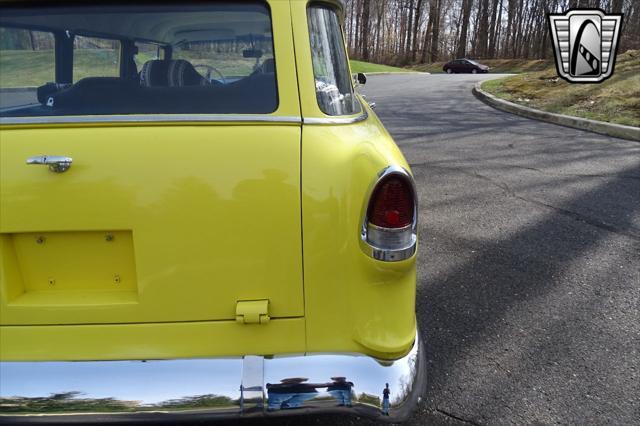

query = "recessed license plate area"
[1, 231, 138, 306]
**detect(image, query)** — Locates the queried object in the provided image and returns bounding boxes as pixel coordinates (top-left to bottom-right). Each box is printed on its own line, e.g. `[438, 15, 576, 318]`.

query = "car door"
[0, 1, 305, 326]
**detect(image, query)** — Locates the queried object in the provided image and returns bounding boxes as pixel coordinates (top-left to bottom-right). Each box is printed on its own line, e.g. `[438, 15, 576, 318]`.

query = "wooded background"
[344, 0, 640, 64]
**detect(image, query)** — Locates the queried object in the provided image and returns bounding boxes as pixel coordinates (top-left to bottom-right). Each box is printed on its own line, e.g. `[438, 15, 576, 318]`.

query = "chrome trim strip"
[0, 333, 425, 423]
[302, 108, 368, 125]
[0, 112, 370, 126]
[359, 165, 419, 262]
[0, 115, 302, 125]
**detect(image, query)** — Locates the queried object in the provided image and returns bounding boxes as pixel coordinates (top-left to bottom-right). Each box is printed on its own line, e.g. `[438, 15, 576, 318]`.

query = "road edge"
[365, 72, 430, 75]
[473, 81, 640, 142]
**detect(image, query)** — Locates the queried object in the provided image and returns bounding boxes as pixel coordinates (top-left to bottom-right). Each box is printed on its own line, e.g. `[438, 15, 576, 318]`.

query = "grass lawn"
[411, 58, 552, 74]
[0, 49, 270, 88]
[350, 60, 416, 74]
[481, 50, 640, 127]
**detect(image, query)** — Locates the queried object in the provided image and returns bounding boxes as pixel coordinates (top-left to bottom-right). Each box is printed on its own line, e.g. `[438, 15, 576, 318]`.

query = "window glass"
[134, 41, 162, 70]
[173, 38, 274, 82]
[0, 3, 277, 118]
[307, 5, 361, 116]
[0, 28, 54, 109]
[73, 36, 120, 81]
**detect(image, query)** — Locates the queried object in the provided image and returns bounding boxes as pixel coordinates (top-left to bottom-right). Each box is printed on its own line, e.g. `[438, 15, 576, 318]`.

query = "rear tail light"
[361, 167, 417, 262]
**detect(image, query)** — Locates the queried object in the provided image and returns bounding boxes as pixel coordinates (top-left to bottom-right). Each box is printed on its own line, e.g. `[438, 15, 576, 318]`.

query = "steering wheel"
[194, 64, 226, 85]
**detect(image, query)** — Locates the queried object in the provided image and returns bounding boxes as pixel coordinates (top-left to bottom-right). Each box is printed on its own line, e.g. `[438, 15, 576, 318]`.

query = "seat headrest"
[140, 60, 171, 87]
[168, 59, 209, 87]
[261, 58, 275, 73]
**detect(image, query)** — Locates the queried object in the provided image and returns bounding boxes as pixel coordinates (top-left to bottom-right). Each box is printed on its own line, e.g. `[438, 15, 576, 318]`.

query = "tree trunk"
[487, 0, 499, 58]
[421, 1, 434, 62]
[412, 0, 423, 61]
[361, 0, 370, 60]
[456, 0, 473, 58]
[477, 0, 490, 58]
[430, 0, 441, 62]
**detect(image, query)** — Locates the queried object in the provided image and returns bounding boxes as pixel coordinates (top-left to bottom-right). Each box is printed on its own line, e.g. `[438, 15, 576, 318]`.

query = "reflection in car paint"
[266, 377, 359, 410]
[327, 377, 354, 407]
[265, 377, 392, 415]
[382, 383, 391, 415]
[266, 378, 321, 410]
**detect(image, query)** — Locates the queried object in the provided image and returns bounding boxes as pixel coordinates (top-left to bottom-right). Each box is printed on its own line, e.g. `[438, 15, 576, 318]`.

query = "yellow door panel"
[0, 124, 304, 325]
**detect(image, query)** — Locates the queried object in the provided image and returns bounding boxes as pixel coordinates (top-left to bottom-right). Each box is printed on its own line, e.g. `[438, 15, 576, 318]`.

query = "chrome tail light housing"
[360, 166, 417, 262]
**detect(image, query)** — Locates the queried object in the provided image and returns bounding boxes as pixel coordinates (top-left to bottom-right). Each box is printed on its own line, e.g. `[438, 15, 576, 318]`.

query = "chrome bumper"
[0, 333, 425, 423]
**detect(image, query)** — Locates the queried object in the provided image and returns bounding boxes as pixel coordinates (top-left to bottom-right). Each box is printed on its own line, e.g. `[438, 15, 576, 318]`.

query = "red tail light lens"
[367, 175, 415, 228]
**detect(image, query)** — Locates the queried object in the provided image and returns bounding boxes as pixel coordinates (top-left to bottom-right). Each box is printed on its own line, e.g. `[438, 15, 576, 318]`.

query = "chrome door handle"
[26, 155, 73, 173]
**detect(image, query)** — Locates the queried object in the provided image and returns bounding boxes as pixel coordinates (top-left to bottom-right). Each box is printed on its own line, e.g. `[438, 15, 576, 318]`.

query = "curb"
[0, 87, 37, 93]
[473, 82, 640, 142]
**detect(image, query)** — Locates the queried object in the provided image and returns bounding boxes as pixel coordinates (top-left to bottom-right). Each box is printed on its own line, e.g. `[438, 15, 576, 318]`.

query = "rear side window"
[0, 2, 277, 118]
[307, 5, 360, 116]
[0, 28, 54, 110]
[73, 36, 120, 81]
[134, 41, 162, 70]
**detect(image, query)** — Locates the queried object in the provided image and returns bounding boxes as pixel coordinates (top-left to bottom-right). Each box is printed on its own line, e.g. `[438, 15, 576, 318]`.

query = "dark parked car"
[443, 59, 490, 74]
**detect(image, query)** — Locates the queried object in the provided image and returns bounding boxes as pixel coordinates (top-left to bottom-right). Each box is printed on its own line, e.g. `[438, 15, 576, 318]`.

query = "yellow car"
[0, 0, 424, 422]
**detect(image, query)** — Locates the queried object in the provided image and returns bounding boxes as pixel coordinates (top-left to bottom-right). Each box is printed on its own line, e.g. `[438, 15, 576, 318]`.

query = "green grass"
[410, 58, 552, 74]
[0, 49, 269, 88]
[0, 49, 121, 87]
[0, 50, 55, 87]
[480, 50, 640, 127]
[350, 60, 416, 74]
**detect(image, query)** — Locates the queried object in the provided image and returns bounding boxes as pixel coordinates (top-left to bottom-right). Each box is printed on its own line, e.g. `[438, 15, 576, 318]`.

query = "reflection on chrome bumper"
[0, 333, 425, 423]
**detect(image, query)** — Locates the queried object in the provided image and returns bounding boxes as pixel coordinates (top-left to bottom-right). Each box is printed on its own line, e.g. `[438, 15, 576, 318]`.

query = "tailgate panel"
[0, 125, 303, 325]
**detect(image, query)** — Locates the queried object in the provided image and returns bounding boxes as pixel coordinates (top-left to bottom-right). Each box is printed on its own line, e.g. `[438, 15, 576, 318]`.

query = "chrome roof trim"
[0, 115, 302, 125]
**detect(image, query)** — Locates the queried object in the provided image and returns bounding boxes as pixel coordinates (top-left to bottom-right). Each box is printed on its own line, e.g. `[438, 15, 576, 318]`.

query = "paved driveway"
[368, 73, 639, 425]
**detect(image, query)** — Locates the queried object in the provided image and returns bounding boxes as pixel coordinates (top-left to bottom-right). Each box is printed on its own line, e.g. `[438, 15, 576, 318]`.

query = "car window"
[0, 2, 277, 118]
[74, 36, 120, 81]
[0, 28, 54, 110]
[307, 4, 361, 116]
[173, 40, 274, 82]
[134, 41, 162, 70]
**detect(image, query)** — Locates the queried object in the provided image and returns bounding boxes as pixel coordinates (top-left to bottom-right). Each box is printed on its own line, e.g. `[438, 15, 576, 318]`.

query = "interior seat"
[168, 59, 209, 86]
[140, 59, 171, 87]
[259, 58, 275, 74]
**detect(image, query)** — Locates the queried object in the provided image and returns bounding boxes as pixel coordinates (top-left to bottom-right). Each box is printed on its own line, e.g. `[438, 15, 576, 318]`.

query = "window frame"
[306, 2, 362, 118]
[0, 1, 294, 124]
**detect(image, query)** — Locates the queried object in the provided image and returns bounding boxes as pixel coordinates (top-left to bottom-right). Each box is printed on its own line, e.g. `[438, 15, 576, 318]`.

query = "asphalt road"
[370, 74, 640, 425]
[242, 74, 639, 426]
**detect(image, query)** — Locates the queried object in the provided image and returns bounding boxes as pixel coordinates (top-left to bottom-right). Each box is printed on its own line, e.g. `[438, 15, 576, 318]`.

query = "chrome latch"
[26, 155, 73, 173]
[235, 300, 270, 325]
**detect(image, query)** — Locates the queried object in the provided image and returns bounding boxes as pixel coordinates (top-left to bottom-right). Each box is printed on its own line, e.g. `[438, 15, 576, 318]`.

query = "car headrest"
[261, 58, 275, 73]
[168, 59, 209, 87]
[140, 60, 171, 87]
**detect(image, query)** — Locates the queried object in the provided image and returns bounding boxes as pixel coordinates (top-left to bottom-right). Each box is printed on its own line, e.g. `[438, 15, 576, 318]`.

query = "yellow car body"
[0, 0, 423, 422]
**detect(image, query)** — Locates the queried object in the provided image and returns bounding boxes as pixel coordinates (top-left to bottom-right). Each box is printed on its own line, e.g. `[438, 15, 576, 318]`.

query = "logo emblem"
[548, 9, 622, 83]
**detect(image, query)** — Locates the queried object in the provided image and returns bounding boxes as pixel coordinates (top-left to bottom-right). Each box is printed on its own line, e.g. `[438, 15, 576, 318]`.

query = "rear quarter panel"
[302, 106, 417, 359]
[292, 0, 417, 359]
